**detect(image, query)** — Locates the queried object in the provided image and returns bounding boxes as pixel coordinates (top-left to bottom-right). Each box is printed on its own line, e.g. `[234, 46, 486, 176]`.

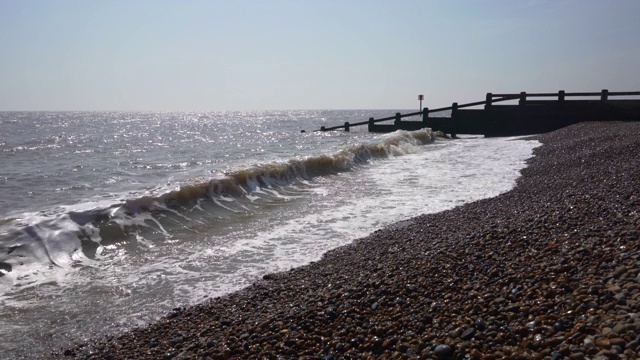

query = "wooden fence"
[309, 90, 640, 136]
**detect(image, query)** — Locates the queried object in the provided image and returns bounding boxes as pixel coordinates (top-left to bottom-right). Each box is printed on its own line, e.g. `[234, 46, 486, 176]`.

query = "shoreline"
[58, 122, 640, 359]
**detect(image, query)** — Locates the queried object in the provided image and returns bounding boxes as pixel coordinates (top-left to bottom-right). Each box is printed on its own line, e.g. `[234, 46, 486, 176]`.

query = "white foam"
[128, 136, 541, 304]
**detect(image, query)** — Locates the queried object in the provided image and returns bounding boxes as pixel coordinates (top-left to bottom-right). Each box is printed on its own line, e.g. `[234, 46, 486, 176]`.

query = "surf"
[0, 129, 437, 295]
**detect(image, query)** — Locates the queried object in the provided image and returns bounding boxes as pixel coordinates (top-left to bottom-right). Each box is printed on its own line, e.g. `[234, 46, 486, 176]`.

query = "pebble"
[460, 327, 476, 340]
[596, 338, 611, 349]
[434, 344, 453, 359]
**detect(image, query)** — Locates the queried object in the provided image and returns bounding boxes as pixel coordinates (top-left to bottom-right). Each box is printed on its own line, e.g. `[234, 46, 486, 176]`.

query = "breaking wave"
[0, 129, 436, 293]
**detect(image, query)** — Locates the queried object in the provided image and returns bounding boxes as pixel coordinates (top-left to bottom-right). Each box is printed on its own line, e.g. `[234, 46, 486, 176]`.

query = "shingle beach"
[58, 121, 640, 359]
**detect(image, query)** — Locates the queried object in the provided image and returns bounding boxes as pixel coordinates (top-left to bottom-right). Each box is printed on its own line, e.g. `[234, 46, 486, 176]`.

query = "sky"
[1, 0, 639, 111]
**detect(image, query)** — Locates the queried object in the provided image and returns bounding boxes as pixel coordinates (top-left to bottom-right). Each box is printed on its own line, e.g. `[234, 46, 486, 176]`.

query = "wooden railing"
[309, 90, 640, 132]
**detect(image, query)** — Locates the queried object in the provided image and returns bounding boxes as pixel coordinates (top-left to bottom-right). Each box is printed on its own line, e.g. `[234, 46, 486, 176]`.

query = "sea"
[0, 110, 540, 358]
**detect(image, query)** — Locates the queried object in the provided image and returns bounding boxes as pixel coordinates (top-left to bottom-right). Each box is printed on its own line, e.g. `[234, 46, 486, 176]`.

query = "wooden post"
[368, 117, 374, 132]
[321, 126, 326, 131]
[451, 103, 458, 139]
[558, 90, 565, 102]
[451, 103, 458, 138]
[519, 92, 527, 106]
[344, 122, 350, 132]
[601, 89, 609, 101]
[422, 108, 429, 124]
[485, 93, 493, 109]
[394, 113, 401, 126]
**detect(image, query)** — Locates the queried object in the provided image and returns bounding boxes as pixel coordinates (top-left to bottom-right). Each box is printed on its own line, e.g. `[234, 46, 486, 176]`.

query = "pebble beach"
[57, 121, 640, 360]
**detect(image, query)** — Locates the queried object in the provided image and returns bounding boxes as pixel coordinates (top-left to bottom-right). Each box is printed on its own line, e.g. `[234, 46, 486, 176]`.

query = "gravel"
[55, 121, 640, 359]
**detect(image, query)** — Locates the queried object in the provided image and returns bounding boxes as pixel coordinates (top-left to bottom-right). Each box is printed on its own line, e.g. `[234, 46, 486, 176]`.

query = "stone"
[609, 337, 626, 347]
[434, 344, 453, 359]
[613, 321, 633, 334]
[550, 351, 563, 360]
[460, 327, 476, 340]
[595, 338, 611, 349]
[470, 349, 483, 358]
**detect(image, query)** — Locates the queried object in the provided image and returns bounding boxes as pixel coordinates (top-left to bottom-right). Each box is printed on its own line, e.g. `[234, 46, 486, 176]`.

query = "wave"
[0, 129, 436, 293]
[141, 128, 435, 209]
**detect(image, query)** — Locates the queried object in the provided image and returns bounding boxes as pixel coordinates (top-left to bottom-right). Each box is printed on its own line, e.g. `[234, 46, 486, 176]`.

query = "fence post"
[321, 126, 326, 131]
[601, 89, 609, 101]
[344, 122, 350, 132]
[558, 90, 565, 102]
[368, 117, 374, 132]
[451, 103, 458, 138]
[422, 108, 429, 124]
[485, 93, 493, 109]
[519, 92, 527, 106]
[395, 113, 401, 126]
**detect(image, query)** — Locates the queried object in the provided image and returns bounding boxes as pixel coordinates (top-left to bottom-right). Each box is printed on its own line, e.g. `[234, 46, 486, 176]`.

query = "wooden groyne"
[312, 90, 640, 137]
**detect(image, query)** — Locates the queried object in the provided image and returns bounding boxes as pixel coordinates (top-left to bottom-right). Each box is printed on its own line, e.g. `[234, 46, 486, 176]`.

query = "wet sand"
[58, 121, 640, 359]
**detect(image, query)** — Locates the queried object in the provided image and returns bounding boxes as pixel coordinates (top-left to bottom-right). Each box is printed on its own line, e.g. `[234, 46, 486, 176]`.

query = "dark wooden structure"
[312, 90, 640, 137]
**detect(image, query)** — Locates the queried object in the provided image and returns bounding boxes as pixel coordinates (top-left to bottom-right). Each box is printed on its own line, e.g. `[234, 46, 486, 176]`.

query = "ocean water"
[0, 111, 539, 358]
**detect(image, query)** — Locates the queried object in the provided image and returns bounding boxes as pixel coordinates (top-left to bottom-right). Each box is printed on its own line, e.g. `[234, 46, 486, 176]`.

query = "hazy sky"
[1, 0, 639, 111]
